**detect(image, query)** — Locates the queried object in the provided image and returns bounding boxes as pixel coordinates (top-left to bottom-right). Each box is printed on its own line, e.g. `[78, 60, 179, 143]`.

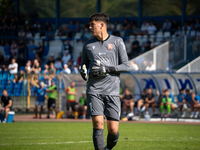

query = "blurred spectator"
[10, 41, 18, 56]
[144, 88, 155, 115]
[141, 60, 147, 70]
[137, 89, 147, 113]
[177, 89, 187, 118]
[44, 21, 52, 31]
[140, 19, 149, 34]
[29, 40, 36, 61]
[25, 30, 33, 39]
[75, 20, 82, 32]
[171, 20, 179, 35]
[17, 54, 26, 69]
[48, 63, 56, 77]
[162, 18, 171, 31]
[142, 36, 151, 52]
[195, 18, 200, 29]
[8, 58, 18, 74]
[77, 52, 82, 65]
[63, 64, 71, 74]
[68, 20, 75, 31]
[0, 52, 4, 64]
[72, 62, 79, 74]
[64, 40, 73, 55]
[130, 61, 139, 71]
[0, 56, 10, 71]
[18, 38, 26, 58]
[56, 52, 62, 61]
[57, 25, 65, 36]
[36, 42, 43, 60]
[76, 91, 87, 119]
[46, 27, 54, 38]
[34, 53, 41, 64]
[121, 88, 134, 121]
[32, 21, 41, 32]
[191, 92, 200, 118]
[54, 58, 62, 70]
[43, 64, 49, 74]
[47, 54, 55, 66]
[190, 25, 196, 37]
[175, 26, 182, 36]
[62, 50, 71, 65]
[147, 21, 157, 35]
[146, 61, 155, 71]
[18, 28, 25, 38]
[131, 36, 140, 58]
[13, 70, 24, 83]
[188, 17, 195, 26]
[4, 41, 10, 56]
[182, 22, 190, 35]
[151, 38, 159, 49]
[66, 82, 77, 118]
[122, 19, 129, 30]
[31, 59, 41, 74]
[25, 60, 32, 74]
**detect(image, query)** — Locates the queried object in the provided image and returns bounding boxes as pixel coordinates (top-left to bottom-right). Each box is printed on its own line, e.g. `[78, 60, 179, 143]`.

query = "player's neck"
[96, 31, 109, 41]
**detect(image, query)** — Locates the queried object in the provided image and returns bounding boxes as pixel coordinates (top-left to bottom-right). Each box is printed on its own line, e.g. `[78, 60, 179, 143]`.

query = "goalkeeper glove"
[80, 64, 88, 81]
[91, 65, 115, 77]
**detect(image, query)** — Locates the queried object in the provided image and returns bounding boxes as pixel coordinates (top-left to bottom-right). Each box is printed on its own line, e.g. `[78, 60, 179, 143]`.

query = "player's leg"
[66, 102, 71, 118]
[34, 102, 38, 118]
[122, 100, 128, 116]
[166, 102, 171, 115]
[160, 102, 165, 116]
[4, 108, 10, 121]
[145, 103, 150, 114]
[151, 102, 157, 114]
[106, 120, 119, 150]
[72, 102, 78, 119]
[105, 95, 121, 149]
[190, 102, 195, 118]
[83, 105, 87, 119]
[137, 99, 143, 111]
[39, 106, 43, 118]
[52, 99, 57, 119]
[129, 101, 134, 114]
[194, 104, 199, 118]
[47, 98, 52, 118]
[87, 94, 105, 150]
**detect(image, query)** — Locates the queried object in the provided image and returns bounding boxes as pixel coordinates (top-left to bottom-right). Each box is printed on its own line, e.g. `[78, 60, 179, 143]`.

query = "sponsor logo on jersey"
[92, 46, 95, 49]
[108, 44, 113, 50]
[98, 53, 106, 55]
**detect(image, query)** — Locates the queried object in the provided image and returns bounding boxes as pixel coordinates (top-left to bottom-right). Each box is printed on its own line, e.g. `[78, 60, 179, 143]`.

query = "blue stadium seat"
[43, 46, 49, 57]
[56, 70, 61, 74]
[19, 66, 25, 71]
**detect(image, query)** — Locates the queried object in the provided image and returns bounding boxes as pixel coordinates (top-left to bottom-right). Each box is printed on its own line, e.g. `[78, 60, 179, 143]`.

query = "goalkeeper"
[160, 89, 177, 117]
[80, 13, 130, 150]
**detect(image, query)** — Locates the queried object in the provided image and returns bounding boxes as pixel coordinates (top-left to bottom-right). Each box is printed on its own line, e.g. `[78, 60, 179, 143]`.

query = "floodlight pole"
[15, 0, 19, 16]
[138, 0, 143, 28]
[56, 0, 60, 30]
[181, 0, 186, 26]
[97, 0, 101, 13]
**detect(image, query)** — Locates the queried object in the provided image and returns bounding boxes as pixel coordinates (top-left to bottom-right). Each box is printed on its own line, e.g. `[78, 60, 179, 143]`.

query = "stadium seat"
[43, 46, 49, 57]
[56, 70, 61, 74]
[156, 31, 163, 39]
[164, 31, 170, 39]
[19, 66, 25, 71]
[74, 32, 82, 39]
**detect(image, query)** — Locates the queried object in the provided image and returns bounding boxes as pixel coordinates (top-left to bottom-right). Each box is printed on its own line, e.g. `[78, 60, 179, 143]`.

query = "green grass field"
[0, 122, 200, 150]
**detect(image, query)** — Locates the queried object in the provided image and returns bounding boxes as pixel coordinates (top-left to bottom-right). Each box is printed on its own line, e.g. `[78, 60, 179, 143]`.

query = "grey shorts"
[87, 93, 121, 121]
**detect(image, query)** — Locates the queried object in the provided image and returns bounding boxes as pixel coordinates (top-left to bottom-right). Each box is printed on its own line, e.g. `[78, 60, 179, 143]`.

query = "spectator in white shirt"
[54, 58, 62, 70]
[147, 21, 157, 35]
[8, 58, 18, 74]
[130, 61, 139, 71]
[62, 50, 71, 65]
[62, 64, 71, 74]
[146, 61, 156, 71]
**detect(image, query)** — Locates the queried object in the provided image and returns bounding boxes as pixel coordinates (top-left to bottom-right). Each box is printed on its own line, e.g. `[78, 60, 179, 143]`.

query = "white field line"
[1, 139, 199, 146]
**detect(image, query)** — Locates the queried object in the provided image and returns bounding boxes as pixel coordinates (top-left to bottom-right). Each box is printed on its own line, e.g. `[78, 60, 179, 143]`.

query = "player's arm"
[5, 100, 12, 108]
[110, 38, 130, 73]
[80, 45, 89, 81]
[91, 38, 130, 76]
[149, 97, 155, 103]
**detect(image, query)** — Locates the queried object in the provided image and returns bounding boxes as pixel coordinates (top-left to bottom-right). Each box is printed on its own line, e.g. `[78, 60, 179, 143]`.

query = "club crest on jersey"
[108, 44, 113, 50]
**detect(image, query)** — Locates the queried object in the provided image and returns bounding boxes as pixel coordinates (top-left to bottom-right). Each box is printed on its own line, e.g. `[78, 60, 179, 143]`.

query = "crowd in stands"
[120, 87, 200, 120]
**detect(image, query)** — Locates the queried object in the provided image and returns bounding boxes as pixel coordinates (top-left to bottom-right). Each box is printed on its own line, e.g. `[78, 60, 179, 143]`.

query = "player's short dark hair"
[89, 12, 109, 25]
[185, 89, 190, 93]
[179, 88, 184, 92]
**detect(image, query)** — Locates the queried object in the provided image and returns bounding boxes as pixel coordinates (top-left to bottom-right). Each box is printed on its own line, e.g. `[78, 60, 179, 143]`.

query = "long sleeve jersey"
[81, 34, 130, 96]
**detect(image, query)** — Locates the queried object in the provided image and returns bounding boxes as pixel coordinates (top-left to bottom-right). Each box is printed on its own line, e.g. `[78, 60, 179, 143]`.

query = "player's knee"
[108, 127, 118, 135]
[93, 119, 104, 129]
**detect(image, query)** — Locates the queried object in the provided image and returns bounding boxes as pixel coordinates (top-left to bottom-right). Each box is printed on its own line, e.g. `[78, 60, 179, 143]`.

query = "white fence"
[177, 56, 200, 73]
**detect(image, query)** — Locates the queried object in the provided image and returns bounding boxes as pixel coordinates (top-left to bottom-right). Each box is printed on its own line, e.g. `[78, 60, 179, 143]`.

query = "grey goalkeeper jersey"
[81, 35, 130, 96]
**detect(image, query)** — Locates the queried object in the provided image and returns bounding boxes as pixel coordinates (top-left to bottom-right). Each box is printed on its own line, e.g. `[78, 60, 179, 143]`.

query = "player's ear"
[100, 22, 104, 29]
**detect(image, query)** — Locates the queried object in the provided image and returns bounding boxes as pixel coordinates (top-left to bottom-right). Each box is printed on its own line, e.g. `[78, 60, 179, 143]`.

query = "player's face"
[3, 90, 8, 96]
[89, 21, 102, 37]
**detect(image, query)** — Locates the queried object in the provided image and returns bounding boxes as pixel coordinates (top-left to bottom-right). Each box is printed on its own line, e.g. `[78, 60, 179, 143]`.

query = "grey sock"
[93, 128, 105, 150]
[107, 132, 119, 149]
